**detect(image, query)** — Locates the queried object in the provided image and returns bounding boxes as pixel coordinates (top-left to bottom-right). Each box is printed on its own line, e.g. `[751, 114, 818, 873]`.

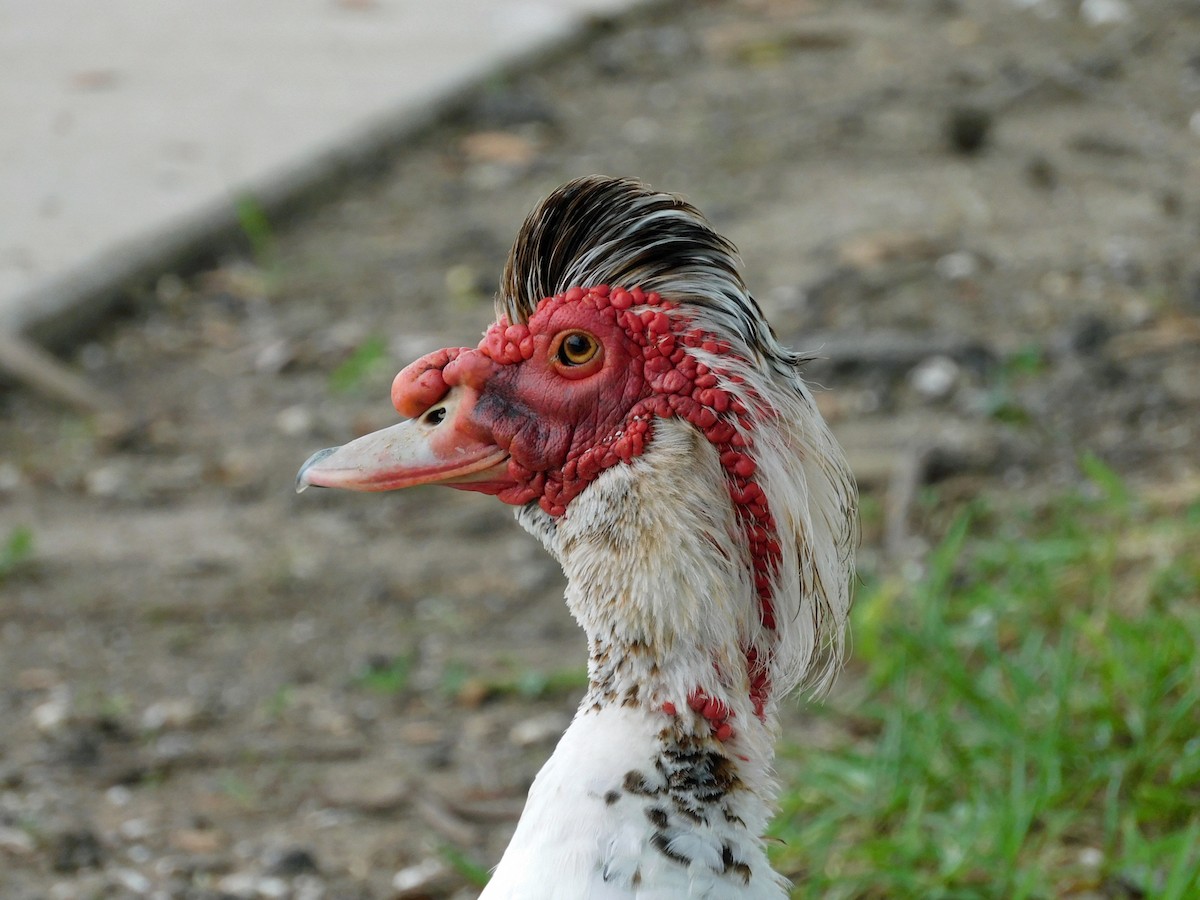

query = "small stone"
[106, 785, 133, 807]
[118, 818, 154, 841]
[32, 687, 72, 734]
[158, 850, 234, 877]
[141, 698, 200, 732]
[112, 868, 152, 894]
[256, 876, 289, 898]
[255, 339, 295, 374]
[214, 449, 261, 491]
[292, 877, 326, 900]
[935, 251, 979, 282]
[909, 356, 961, 401]
[84, 463, 129, 498]
[275, 405, 314, 437]
[455, 677, 490, 708]
[837, 231, 941, 270]
[306, 704, 354, 738]
[944, 18, 982, 47]
[1080, 0, 1132, 26]
[509, 711, 571, 747]
[393, 858, 454, 897]
[127, 843, 152, 864]
[397, 720, 444, 745]
[321, 763, 410, 813]
[217, 873, 259, 897]
[17, 667, 60, 690]
[169, 826, 227, 854]
[0, 461, 22, 492]
[1120, 296, 1154, 328]
[51, 877, 105, 900]
[0, 825, 36, 856]
[1163, 360, 1200, 403]
[459, 130, 538, 166]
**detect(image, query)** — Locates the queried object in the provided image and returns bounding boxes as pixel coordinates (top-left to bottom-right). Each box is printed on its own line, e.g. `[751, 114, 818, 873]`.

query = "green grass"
[234, 194, 275, 267]
[0, 525, 33, 580]
[353, 655, 412, 695]
[773, 461, 1200, 899]
[439, 660, 589, 703]
[439, 844, 492, 888]
[329, 334, 389, 394]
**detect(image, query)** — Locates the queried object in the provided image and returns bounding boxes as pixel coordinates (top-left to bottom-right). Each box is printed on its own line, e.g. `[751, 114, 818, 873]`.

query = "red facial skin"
[392, 286, 648, 513]
[392, 286, 780, 733]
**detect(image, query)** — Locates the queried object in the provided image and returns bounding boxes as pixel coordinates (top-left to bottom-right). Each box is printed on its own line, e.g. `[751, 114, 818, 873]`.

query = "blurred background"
[1, 1, 1198, 897]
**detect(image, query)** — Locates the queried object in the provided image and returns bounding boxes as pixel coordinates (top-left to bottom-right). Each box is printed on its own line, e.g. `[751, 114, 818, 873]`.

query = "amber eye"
[555, 331, 600, 367]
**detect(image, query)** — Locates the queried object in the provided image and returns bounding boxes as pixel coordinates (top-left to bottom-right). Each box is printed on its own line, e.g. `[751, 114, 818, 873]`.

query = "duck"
[298, 175, 858, 898]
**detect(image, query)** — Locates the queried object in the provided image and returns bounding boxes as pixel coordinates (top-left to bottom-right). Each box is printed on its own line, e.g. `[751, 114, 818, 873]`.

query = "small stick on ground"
[885, 445, 933, 560]
[0, 330, 116, 415]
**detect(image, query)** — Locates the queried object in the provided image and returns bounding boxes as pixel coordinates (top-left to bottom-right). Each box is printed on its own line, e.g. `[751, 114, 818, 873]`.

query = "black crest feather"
[498, 176, 805, 372]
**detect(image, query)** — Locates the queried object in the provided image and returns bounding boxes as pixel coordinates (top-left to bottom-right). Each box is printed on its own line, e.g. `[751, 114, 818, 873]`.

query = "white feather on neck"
[489, 420, 802, 898]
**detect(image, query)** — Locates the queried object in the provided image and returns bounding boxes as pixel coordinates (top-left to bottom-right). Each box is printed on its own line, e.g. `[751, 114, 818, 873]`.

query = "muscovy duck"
[299, 176, 858, 898]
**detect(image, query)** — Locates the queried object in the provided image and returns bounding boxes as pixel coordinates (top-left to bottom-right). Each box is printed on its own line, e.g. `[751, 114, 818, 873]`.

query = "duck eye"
[556, 331, 599, 366]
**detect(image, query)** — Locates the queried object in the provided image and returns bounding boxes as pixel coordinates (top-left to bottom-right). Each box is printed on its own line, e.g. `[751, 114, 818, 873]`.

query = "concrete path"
[0, 0, 642, 337]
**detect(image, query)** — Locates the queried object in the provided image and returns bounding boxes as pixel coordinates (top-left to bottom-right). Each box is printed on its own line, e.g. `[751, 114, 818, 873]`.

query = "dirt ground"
[2, 0, 1199, 897]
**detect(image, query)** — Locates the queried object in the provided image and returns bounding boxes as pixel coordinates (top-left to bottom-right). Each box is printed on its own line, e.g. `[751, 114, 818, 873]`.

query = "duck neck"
[580, 630, 775, 768]
[500, 421, 788, 896]
[537, 418, 782, 787]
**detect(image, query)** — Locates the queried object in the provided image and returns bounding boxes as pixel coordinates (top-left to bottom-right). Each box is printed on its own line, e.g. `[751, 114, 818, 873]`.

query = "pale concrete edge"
[9, 0, 671, 350]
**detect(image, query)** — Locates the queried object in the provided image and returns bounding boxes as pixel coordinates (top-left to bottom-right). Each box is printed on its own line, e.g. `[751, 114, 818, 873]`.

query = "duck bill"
[296, 389, 509, 493]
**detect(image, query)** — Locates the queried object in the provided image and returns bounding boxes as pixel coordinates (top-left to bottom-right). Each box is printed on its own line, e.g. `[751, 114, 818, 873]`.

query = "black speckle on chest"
[611, 734, 752, 880]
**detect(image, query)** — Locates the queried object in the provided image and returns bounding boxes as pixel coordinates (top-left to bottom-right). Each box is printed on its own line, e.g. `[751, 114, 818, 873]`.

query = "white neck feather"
[489, 420, 791, 898]
[563, 421, 762, 709]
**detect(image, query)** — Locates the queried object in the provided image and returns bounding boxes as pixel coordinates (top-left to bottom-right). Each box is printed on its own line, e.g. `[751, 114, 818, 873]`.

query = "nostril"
[423, 406, 447, 426]
[392, 347, 464, 417]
